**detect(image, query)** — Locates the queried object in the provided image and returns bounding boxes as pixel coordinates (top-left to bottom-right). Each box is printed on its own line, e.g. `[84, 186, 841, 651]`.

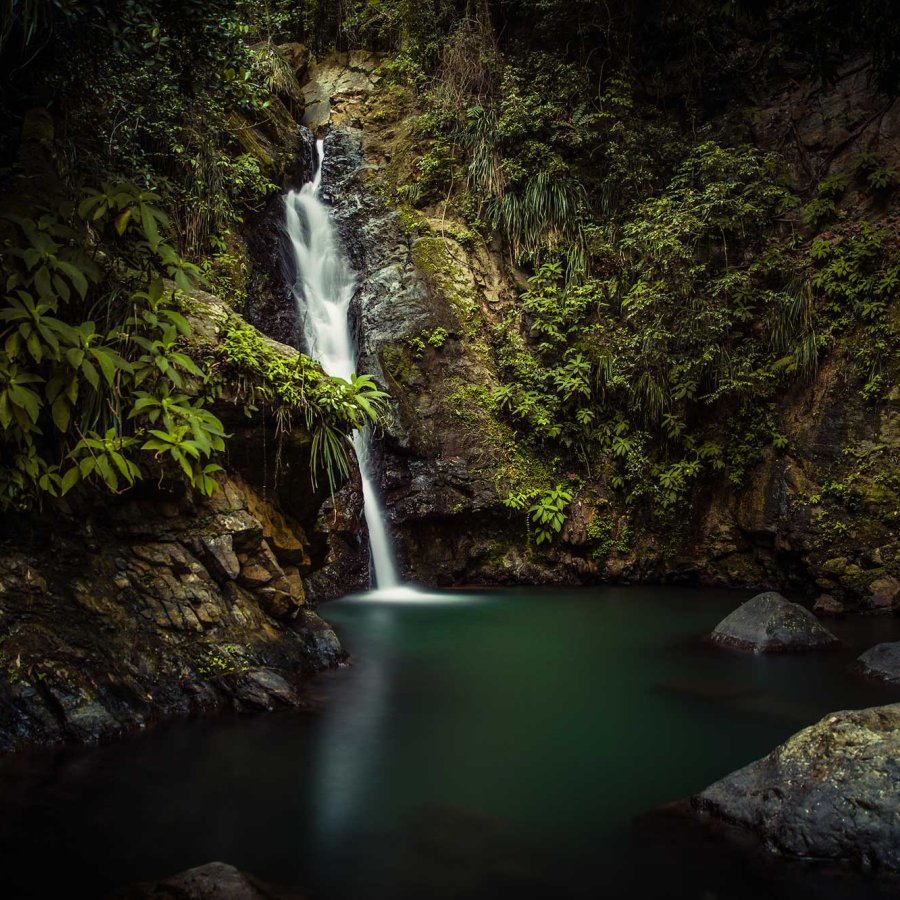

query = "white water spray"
[285, 139, 402, 590]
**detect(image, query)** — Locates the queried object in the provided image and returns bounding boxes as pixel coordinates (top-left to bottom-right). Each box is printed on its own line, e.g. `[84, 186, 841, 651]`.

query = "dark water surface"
[2, 586, 900, 899]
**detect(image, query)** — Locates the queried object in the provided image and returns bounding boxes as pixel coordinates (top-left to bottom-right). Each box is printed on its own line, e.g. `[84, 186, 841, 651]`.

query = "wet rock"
[812, 593, 845, 617]
[280, 567, 306, 603]
[196, 535, 241, 582]
[694, 704, 900, 872]
[215, 509, 262, 553]
[710, 592, 840, 652]
[238, 541, 283, 588]
[0, 470, 344, 752]
[233, 668, 298, 710]
[242, 483, 312, 567]
[857, 642, 900, 685]
[243, 193, 301, 348]
[114, 860, 302, 899]
[866, 576, 900, 612]
[255, 585, 299, 620]
[301, 475, 369, 602]
[296, 609, 343, 668]
[55, 696, 123, 743]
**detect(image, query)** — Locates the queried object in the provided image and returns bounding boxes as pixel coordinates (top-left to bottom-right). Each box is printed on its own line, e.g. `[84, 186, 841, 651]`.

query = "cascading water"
[285, 138, 401, 590]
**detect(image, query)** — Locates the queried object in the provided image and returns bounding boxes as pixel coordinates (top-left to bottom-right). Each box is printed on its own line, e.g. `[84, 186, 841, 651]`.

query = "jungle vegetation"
[314, 0, 899, 537]
[0, 0, 897, 545]
[0, 0, 388, 509]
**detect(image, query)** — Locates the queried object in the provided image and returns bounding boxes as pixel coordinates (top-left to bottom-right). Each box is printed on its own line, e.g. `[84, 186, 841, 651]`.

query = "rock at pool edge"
[710, 591, 840, 653]
[694, 704, 900, 872]
[858, 642, 900, 685]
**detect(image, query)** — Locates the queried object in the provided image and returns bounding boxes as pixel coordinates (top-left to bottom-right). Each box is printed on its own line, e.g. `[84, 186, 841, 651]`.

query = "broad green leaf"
[114, 208, 133, 236]
[51, 395, 71, 432]
[60, 467, 81, 495]
[81, 358, 100, 390]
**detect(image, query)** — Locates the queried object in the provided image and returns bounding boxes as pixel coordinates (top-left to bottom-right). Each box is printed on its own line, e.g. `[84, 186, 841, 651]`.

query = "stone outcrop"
[709, 592, 840, 652]
[0, 472, 342, 752]
[694, 704, 900, 872]
[857, 642, 900, 685]
[301, 51, 381, 131]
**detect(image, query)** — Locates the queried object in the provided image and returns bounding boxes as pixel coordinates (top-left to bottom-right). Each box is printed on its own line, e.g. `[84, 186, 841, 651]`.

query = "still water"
[2, 586, 899, 899]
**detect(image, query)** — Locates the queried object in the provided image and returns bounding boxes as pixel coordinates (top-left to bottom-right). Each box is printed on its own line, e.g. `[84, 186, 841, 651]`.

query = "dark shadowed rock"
[112, 860, 306, 899]
[0, 466, 343, 753]
[812, 593, 845, 617]
[694, 704, 900, 871]
[858, 642, 900, 685]
[195, 534, 241, 582]
[866, 576, 900, 612]
[233, 668, 298, 710]
[710, 592, 839, 652]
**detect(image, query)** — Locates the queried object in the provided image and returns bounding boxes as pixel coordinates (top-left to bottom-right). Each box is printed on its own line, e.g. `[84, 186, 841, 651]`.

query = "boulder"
[710, 591, 839, 652]
[857, 642, 900, 684]
[866, 576, 900, 612]
[113, 860, 303, 898]
[238, 541, 283, 588]
[301, 56, 378, 130]
[233, 668, 298, 710]
[812, 593, 845, 617]
[694, 704, 900, 871]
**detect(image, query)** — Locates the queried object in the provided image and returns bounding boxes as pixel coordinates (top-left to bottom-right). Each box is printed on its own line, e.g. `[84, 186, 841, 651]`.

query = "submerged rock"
[710, 592, 839, 652]
[114, 860, 305, 899]
[694, 704, 900, 872]
[857, 642, 900, 685]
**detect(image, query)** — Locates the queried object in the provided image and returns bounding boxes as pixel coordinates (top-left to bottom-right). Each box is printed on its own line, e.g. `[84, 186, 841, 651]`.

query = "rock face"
[710, 592, 840, 652]
[858, 642, 900, 685]
[244, 126, 317, 351]
[301, 51, 380, 131]
[279, 55, 900, 602]
[0, 472, 342, 752]
[114, 861, 304, 899]
[695, 704, 900, 872]
[0, 293, 348, 753]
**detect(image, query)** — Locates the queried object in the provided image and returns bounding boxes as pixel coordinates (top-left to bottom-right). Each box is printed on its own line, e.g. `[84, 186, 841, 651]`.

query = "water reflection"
[1, 586, 899, 899]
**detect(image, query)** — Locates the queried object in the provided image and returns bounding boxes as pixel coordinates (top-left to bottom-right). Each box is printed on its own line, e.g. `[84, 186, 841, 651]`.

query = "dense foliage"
[0, 0, 386, 509]
[1, 0, 896, 553]
[343, 0, 898, 542]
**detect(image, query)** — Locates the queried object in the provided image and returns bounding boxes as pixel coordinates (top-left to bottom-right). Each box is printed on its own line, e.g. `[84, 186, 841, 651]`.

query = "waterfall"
[285, 139, 401, 590]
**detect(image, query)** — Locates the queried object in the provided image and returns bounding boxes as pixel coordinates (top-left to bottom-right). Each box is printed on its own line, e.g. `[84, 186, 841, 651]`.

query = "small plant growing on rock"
[504, 485, 573, 545]
[426, 327, 449, 349]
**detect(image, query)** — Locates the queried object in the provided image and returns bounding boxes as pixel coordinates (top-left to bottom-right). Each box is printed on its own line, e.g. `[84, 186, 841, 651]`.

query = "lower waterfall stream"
[284, 137, 401, 591]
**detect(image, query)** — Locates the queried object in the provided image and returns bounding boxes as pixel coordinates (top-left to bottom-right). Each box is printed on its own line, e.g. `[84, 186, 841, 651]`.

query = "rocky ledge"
[0, 291, 350, 753]
[694, 704, 900, 872]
